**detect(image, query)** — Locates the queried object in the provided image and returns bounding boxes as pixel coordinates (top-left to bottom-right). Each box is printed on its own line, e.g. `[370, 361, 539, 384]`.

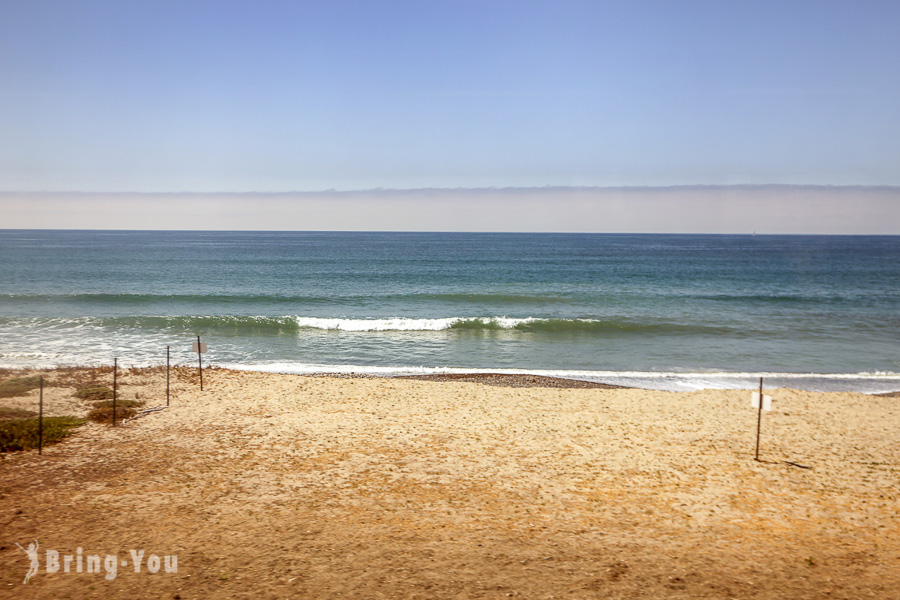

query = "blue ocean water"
[1, 230, 898, 392]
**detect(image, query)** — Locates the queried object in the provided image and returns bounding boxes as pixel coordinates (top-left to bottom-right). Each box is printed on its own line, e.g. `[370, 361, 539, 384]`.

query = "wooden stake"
[755, 377, 764, 461]
[38, 376, 43, 455]
[166, 346, 170, 406]
[197, 336, 203, 391]
[113, 358, 118, 427]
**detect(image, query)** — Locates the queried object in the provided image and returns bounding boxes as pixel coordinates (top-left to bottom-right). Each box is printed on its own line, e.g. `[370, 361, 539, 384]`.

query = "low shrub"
[0, 416, 86, 452]
[86, 405, 139, 424]
[73, 384, 114, 400]
[91, 399, 144, 410]
[0, 376, 41, 398]
[0, 407, 37, 420]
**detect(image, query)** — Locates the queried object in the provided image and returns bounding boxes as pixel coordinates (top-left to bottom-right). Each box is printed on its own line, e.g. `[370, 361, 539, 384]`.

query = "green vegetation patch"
[87, 406, 139, 424]
[0, 407, 38, 420]
[87, 398, 144, 424]
[73, 384, 115, 400]
[0, 376, 42, 398]
[0, 416, 86, 452]
[91, 399, 144, 410]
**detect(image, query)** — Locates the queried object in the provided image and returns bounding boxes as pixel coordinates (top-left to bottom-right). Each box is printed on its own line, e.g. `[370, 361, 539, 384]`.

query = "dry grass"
[43, 365, 115, 388]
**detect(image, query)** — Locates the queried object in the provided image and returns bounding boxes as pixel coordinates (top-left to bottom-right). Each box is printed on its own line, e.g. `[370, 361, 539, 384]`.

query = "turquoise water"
[1, 230, 898, 392]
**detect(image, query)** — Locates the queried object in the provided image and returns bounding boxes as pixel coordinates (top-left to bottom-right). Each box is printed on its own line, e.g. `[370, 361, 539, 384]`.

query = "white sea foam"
[294, 317, 457, 331]
[292, 316, 543, 331]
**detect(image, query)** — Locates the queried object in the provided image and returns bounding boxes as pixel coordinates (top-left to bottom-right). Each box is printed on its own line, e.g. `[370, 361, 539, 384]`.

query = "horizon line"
[2, 228, 897, 236]
[4, 183, 900, 196]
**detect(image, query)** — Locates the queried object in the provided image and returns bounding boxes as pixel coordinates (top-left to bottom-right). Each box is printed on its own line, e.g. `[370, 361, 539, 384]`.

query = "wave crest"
[0, 315, 740, 336]
[293, 316, 732, 334]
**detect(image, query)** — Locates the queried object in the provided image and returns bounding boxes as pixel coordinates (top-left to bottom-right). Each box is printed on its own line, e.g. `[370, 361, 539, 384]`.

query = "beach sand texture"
[1, 367, 899, 598]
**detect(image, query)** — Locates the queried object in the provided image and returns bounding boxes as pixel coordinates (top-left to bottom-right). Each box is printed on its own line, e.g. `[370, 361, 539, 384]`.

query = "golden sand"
[1, 367, 898, 598]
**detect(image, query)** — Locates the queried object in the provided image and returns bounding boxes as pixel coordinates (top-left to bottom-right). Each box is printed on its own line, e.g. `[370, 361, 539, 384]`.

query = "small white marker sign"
[751, 391, 772, 411]
[192, 341, 208, 354]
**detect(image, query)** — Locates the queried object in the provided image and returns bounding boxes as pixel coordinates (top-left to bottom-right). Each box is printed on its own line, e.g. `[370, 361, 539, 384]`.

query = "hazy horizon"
[2, 185, 898, 234]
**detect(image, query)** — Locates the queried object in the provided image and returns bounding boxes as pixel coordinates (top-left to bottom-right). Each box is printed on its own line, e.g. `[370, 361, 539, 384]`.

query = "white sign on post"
[192, 341, 208, 354]
[751, 391, 772, 411]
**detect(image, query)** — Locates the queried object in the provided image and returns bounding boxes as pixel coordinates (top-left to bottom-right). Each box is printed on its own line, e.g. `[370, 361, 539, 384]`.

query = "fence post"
[197, 336, 203, 391]
[754, 377, 763, 461]
[113, 358, 118, 427]
[38, 376, 43, 455]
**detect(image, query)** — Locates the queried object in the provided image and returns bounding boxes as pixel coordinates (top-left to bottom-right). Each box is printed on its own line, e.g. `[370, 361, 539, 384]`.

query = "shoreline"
[206, 363, 900, 394]
[5, 362, 900, 393]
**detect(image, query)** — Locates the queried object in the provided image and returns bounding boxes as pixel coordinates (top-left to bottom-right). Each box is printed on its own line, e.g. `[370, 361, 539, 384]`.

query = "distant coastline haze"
[1, 186, 897, 233]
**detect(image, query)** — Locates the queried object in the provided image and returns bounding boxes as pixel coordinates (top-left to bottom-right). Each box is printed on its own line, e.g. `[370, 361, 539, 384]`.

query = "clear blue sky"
[2, 0, 899, 194]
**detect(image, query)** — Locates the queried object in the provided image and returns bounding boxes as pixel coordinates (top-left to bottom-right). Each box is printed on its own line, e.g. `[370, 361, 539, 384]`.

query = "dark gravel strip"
[296, 371, 631, 388]
[394, 373, 630, 389]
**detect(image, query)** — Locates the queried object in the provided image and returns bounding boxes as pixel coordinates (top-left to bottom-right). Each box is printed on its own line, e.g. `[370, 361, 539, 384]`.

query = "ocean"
[1, 230, 898, 392]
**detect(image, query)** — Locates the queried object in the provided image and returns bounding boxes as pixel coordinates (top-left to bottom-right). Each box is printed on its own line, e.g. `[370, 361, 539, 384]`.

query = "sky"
[1, 0, 899, 231]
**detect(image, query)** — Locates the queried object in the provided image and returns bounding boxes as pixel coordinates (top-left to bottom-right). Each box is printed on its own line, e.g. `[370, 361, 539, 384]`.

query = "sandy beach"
[1, 366, 898, 598]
